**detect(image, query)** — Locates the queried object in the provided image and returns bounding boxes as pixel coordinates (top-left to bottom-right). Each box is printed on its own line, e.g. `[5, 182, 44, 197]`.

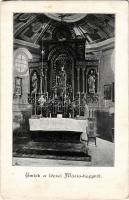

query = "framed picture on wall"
[104, 83, 115, 101]
[15, 77, 22, 96]
[104, 84, 112, 100]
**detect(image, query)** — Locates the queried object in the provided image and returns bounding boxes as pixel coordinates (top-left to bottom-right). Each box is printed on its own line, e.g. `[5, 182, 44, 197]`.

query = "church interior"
[13, 13, 115, 166]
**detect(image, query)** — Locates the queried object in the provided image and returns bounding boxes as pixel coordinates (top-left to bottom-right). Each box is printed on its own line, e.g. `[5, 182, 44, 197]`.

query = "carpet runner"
[13, 141, 91, 162]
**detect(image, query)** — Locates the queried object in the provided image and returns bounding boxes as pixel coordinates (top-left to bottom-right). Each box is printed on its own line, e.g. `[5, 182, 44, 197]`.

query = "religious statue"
[58, 65, 67, 96]
[38, 94, 46, 107]
[31, 72, 38, 94]
[88, 70, 96, 94]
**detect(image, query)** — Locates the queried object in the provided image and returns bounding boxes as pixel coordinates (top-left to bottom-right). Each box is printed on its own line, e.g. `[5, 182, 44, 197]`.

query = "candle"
[46, 92, 48, 99]
[56, 76, 57, 85]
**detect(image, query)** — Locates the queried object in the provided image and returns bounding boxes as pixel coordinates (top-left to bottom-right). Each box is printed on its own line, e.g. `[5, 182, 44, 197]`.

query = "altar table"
[29, 118, 87, 133]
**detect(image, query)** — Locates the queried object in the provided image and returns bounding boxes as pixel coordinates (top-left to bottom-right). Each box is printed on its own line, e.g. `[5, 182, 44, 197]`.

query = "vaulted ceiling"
[14, 13, 115, 45]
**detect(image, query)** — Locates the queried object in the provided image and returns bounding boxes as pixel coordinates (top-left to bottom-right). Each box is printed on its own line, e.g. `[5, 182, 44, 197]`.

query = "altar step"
[30, 131, 81, 143]
[13, 141, 91, 162]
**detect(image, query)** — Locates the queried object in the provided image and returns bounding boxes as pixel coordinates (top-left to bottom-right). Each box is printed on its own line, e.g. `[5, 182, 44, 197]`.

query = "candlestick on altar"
[65, 78, 66, 97]
[34, 92, 36, 116]
[104, 99, 107, 107]
[46, 92, 48, 117]
[57, 104, 59, 114]
[46, 92, 48, 100]
[30, 93, 33, 116]
[72, 102, 74, 118]
[56, 76, 57, 85]
[40, 39, 45, 116]
[78, 92, 80, 116]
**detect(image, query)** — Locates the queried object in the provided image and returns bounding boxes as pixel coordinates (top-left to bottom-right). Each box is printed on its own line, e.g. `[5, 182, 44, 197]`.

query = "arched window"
[14, 48, 32, 75]
[13, 48, 32, 97]
[15, 52, 28, 74]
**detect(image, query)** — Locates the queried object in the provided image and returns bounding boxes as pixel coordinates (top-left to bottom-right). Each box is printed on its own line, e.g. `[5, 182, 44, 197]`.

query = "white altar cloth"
[29, 118, 87, 133]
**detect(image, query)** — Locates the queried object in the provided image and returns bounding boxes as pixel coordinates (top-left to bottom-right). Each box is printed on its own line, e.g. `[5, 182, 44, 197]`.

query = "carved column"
[77, 67, 80, 93]
[44, 68, 48, 93]
[85, 70, 87, 94]
[82, 68, 85, 93]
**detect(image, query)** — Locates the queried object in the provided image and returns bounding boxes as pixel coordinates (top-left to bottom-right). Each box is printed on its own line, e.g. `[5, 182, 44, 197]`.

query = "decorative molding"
[86, 37, 114, 53]
[48, 45, 75, 61]
[14, 15, 37, 37]
[35, 20, 51, 44]
[14, 39, 40, 49]
[29, 62, 41, 68]
[29, 61, 48, 69]
[86, 60, 99, 66]
[86, 51, 102, 60]
[76, 61, 86, 68]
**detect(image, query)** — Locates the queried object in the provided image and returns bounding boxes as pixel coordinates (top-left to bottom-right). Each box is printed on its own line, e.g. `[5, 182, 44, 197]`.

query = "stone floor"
[13, 137, 114, 167]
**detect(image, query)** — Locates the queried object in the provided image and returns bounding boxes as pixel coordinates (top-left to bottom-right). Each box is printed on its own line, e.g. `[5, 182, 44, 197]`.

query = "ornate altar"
[28, 37, 100, 118]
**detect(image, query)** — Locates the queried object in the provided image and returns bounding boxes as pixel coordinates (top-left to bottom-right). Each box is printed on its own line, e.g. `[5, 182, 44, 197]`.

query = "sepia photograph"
[13, 13, 115, 167]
